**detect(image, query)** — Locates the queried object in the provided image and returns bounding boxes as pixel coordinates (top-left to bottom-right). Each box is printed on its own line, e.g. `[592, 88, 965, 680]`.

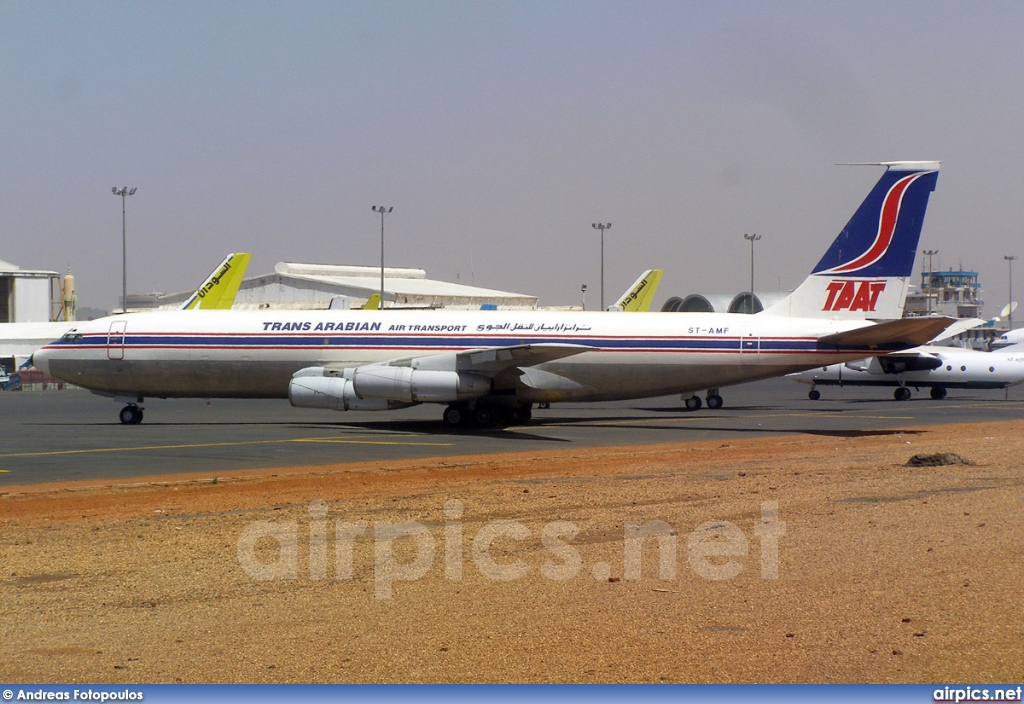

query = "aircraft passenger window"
[946, 365, 952, 371]
[960, 365, 966, 372]
[990, 366, 995, 372]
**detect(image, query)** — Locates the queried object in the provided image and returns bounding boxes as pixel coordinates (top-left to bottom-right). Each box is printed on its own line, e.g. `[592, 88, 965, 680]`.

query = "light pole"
[112, 187, 137, 313]
[592, 223, 611, 310]
[372, 206, 393, 310]
[743, 233, 761, 313]
[1006, 255, 1017, 330]
[922, 249, 939, 314]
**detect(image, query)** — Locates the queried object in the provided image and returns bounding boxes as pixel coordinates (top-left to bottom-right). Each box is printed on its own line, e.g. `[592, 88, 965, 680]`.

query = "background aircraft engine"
[288, 374, 394, 411]
[350, 366, 491, 403]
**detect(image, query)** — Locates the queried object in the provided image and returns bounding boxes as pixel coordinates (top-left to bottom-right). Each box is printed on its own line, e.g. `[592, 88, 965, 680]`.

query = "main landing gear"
[683, 388, 724, 411]
[894, 386, 912, 401]
[442, 402, 532, 429]
[119, 404, 144, 425]
[895, 385, 947, 401]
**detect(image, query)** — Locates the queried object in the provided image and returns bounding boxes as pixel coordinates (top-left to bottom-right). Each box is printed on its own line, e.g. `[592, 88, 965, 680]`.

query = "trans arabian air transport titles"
[33, 162, 951, 427]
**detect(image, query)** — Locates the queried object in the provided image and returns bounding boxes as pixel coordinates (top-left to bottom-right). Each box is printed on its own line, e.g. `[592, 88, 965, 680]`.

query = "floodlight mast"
[1006, 255, 1017, 330]
[373, 206, 393, 310]
[744, 233, 762, 313]
[112, 187, 137, 314]
[592, 223, 611, 310]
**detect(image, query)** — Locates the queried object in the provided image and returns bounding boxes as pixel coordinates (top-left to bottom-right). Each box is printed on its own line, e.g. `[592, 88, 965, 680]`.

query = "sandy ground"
[2, 420, 1023, 683]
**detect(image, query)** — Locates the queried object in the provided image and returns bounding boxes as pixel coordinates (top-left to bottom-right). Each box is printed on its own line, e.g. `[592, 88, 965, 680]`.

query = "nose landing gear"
[119, 404, 144, 425]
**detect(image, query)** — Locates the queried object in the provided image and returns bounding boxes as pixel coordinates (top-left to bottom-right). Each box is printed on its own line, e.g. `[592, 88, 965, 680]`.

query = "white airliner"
[790, 343, 1024, 400]
[33, 162, 950, 426]
[991, 328, 1024, 350]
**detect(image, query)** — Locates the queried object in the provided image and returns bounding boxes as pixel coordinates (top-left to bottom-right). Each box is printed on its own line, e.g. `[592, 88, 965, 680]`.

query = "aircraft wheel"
[706, 394, 724, 409]
[538, 402, 551, 410]
[808, 389, 821, 401]
[473, 406, 495, 427]
[119, 405, 142, 425]
[685, 395, 702, 411]
[930, 386, 947, 400]
[442, 405, 466, 427]
[894, 387, 912, 401]
[502, 404, 532, 425]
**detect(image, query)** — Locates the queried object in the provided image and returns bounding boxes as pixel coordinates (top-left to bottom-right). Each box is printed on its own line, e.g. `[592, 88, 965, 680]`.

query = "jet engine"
[289, 371, 401, 411]
[288, 365, 492, 410]
[350, 365, 491, 403]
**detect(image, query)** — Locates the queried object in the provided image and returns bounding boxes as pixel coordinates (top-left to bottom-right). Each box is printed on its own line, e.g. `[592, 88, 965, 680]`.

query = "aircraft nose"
[31, 348, 50, 374]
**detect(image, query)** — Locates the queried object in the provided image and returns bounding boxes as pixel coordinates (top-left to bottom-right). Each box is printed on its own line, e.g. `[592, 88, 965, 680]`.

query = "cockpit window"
[61, 332, 84, 343]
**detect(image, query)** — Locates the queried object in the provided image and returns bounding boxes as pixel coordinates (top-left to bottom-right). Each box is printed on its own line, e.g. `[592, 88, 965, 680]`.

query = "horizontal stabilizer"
[818, 317, 955, 349]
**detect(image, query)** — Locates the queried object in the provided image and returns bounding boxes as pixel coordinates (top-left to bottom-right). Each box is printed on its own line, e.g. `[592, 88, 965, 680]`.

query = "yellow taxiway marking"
[0, 469, 10, 473]
[0, 436, 452, 459]
[291, 438, 451, 447]
[542, 411, 916, 428]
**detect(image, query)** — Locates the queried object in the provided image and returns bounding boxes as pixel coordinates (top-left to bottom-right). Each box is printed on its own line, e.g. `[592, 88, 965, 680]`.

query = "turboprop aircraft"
[33, 162, 950, 426]
[791, 342, 1024, 400]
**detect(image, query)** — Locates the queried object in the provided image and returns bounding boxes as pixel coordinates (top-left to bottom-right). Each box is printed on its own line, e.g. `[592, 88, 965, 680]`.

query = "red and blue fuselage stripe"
[45, 332, 912, 355]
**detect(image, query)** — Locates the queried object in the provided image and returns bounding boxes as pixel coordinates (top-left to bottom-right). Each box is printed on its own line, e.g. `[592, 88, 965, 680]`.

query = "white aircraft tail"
[762, 162, 939, 320]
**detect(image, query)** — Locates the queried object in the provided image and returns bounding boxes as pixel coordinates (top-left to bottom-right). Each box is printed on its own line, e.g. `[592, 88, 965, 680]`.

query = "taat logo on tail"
[823, 280, 886, 312]
[820, 171, 928, 275]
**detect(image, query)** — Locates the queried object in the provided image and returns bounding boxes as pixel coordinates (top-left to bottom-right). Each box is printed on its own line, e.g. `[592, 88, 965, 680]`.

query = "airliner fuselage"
[38, 308, 917, 402]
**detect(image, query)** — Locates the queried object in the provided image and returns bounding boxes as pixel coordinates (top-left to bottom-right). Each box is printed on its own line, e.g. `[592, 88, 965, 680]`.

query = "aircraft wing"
[416, 343, 591, 375]
[872, 351, 944, 373]
[928, 317, 985, 344]
[320, 343, 591, 378]
[818, 317, 955, 349]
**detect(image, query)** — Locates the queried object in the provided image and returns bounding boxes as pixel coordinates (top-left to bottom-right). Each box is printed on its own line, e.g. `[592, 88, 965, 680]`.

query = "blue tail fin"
[762, 161, 939, 319]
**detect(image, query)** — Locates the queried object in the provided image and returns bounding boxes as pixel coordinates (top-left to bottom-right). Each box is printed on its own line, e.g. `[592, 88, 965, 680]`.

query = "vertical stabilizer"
[180, 253, 252, 310]
[762, 162, 939, 319]
[612, 270, 664, 311]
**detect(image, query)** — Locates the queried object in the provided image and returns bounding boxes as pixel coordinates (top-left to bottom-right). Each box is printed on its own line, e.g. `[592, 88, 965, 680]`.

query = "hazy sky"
[2, 1, 1023, 315]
